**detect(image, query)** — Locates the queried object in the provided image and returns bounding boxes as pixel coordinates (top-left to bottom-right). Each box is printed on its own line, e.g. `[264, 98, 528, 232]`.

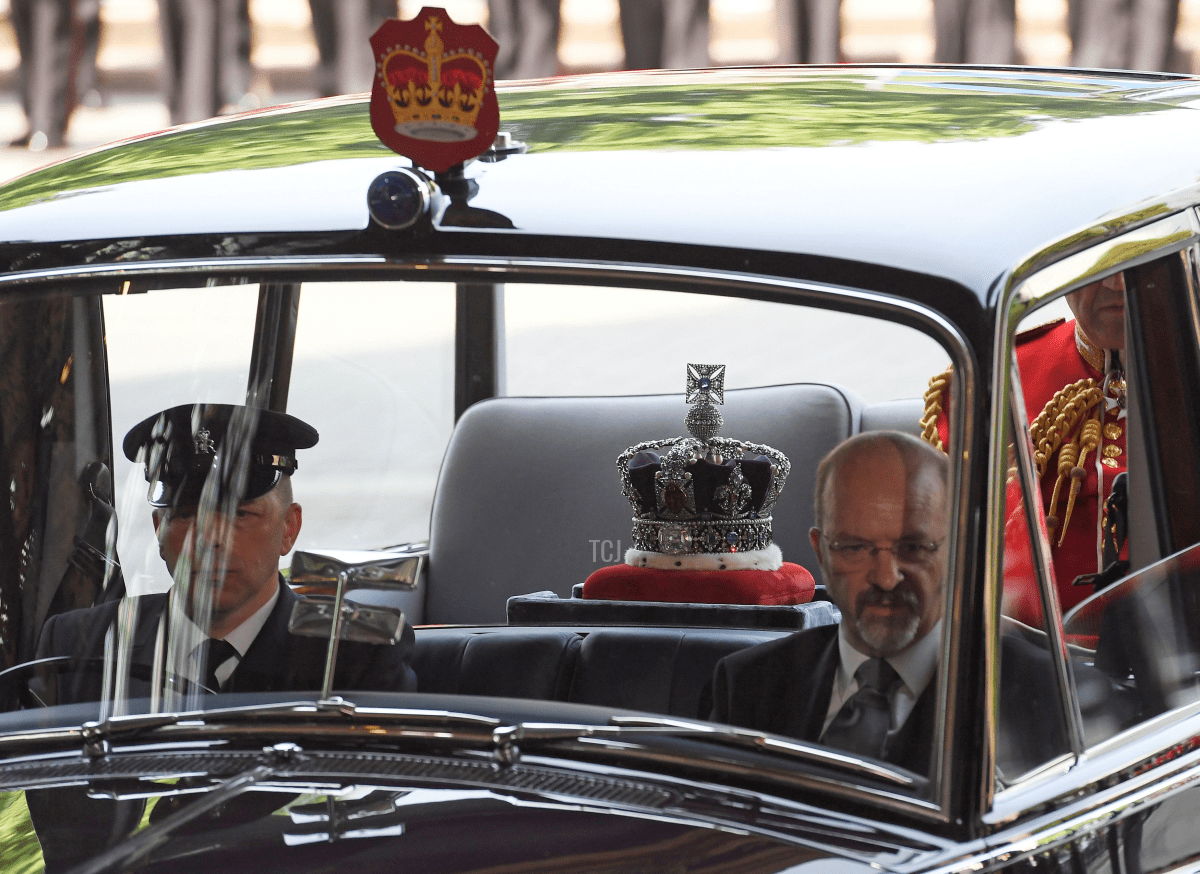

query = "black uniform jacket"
[708, 624, 936, 774]
[34, 577, 417, 704]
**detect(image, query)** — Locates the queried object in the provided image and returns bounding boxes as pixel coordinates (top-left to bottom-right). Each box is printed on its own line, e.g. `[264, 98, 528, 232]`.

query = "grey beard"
[856, 609, 921, 655]
[855, 587, 922, 655]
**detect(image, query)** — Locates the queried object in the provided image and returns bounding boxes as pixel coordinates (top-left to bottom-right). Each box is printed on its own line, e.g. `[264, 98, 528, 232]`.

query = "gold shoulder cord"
[920, 366, 953, 453]
[1028, 378, 1104, 545]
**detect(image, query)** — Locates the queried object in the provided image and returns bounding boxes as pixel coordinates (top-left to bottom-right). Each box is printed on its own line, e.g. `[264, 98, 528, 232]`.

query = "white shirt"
[170, 584, 280, 688]
[821, 619, 942, 735]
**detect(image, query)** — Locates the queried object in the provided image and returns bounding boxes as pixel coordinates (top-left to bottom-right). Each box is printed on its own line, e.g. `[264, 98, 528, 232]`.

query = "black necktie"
[199, 638, 239, 694]
[821, 658, 899, 759]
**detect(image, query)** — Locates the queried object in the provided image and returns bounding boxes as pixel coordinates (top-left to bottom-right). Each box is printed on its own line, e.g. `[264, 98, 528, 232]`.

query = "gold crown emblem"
[378, 16, 489, 143]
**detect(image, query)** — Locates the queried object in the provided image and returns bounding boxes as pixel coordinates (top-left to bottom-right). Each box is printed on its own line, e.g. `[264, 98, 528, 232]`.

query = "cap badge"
[194, 428, 215, 455]
[370, 7, 500, 173]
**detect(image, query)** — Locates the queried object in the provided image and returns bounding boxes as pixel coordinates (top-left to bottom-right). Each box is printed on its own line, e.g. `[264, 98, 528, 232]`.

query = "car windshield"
[0, 275, 960, 795]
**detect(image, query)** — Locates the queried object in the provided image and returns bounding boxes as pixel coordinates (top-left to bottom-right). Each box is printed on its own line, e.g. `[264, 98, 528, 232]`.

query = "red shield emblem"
[370, 7, 500, 173]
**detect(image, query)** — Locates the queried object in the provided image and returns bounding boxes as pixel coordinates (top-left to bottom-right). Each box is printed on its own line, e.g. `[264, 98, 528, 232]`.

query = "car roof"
[0, 66, 1198, 302]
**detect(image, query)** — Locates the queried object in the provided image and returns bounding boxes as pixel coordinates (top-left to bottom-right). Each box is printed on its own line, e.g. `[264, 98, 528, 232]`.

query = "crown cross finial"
[685, 363, 725, 442]
[686, 363, 725, 405]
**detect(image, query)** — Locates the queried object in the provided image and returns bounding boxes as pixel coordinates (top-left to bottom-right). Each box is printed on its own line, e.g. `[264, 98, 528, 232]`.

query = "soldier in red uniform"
[922, 272, 1127, 625]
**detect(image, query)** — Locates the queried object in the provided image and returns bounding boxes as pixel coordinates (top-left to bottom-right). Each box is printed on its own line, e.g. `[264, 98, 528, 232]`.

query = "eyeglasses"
[817, 533, 942, 568]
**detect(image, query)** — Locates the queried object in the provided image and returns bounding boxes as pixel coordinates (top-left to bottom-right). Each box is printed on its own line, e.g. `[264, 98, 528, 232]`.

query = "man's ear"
[809, 526, 822, 561]
[280, 503, 302, 556]
[152, 508, 163, 535]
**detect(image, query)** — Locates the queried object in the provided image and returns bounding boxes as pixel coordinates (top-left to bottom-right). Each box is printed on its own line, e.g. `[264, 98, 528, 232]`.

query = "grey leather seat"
[424, 384, 869, 625]
[860, 398, 923, 436]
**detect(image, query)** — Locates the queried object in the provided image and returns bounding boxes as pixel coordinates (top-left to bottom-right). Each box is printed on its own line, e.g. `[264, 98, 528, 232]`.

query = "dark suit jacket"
[709, 624, 936, 774]
[27, 579, 418, 871]
[710, 624, 1086, 780]
[34, 578, 417, 704]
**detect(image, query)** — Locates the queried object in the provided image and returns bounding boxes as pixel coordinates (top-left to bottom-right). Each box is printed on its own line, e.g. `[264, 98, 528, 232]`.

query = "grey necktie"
[198, 638, 239, 694]
[821, 658, 899, 759]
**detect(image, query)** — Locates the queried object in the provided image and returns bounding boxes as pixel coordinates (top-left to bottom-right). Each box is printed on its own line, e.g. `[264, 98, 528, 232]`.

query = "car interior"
[4, 236, 1200, 805]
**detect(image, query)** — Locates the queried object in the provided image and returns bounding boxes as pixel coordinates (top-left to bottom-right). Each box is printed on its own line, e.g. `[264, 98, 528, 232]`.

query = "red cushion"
[581, 562, 815, 605]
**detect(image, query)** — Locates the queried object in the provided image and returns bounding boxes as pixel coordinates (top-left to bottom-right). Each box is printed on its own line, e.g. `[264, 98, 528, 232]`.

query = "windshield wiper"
[490, 716, 918, 788]
[62, 697, 502, 755]
[24, 700, 916, 790]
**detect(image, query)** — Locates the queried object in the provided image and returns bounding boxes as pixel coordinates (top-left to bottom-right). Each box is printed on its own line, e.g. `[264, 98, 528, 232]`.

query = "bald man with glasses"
[709, 430, 1091, 777]
[709, 431, 947, 774]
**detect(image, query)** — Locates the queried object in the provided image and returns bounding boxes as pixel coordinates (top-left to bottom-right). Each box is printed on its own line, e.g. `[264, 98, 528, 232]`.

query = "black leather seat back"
[412, 628, 582, 700]
[411, 626, 793, 719]
[567, 628, 787, 719]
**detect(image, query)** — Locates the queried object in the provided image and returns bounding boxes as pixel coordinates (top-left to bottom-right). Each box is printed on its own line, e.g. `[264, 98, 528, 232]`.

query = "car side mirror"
[287, 548, 424, 700]
[290, 548, 423, 592]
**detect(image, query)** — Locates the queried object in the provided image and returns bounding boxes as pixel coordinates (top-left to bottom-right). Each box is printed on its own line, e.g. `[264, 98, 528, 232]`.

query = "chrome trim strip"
[979, 269, 1019, 813]
[0, 255, 391, 288]
[934, 315, 972, 819]
[0, 728, 84, 752]
[0, 253, 975, 825]
[1010, 191, 1200, 289]
[1182, 223, 1200, 375]
[604, 715, 915, 785]
[1007, 361, 1084, 758]
[927, 745, 1200, 874]
[993, 696, 1200, 821]
[1011, 210, 1200, 314]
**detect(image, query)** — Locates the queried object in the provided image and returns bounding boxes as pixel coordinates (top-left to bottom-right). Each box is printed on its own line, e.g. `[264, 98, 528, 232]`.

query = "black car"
[0, 63, 1199, 873]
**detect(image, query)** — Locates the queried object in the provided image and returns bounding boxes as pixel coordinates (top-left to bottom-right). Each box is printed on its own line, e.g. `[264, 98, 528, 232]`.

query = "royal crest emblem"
[369, 7, 500, 173]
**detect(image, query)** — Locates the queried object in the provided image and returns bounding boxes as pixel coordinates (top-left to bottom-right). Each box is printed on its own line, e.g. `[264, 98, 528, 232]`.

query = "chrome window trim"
[925, 744, 1200, 874]
[1185, 227, 1200, 363]
[1010, 210, 1200, 314]
[0, 254, 974, 825]
[983, 209, 1200, 815]
[1007, 356, 1084, 756]
[991, 695, 1200, 822]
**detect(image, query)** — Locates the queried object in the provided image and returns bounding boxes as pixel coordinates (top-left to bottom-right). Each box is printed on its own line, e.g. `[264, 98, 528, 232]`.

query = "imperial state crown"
[618, 364, 790, 562]
[581, 364, 813, 606]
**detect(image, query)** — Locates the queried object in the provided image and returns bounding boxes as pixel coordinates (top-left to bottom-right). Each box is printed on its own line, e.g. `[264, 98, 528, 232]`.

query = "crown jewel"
[378, 15, 490, 142]
[617, 364, 790, 557]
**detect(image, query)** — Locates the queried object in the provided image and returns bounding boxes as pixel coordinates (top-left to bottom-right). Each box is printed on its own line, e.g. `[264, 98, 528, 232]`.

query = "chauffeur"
[922, 272, 1128, 623]
[34, 402, 417, 702]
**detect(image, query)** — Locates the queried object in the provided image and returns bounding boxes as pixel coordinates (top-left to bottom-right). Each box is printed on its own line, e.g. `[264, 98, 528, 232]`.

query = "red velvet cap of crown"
[581, 562, 815, 606]
[370, 7, 500, 173]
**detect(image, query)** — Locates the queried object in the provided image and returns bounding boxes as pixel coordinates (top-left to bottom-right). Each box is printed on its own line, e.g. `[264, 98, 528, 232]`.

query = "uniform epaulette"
[920, 365, 953, 452]
[1015, 317, 1066, 346]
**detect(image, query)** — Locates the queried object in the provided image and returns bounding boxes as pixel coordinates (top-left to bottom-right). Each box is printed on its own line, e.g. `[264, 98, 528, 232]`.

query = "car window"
[105, 286, 261, 595]
[0, 271, 963, 806]
[997, 244, 1200, 789]
[105, 282, 457, 596]
[504, 283, 949, 403]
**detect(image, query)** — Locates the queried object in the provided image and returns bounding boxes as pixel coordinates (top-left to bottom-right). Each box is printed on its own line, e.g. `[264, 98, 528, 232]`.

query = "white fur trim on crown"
[624, 542, 783, 572]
